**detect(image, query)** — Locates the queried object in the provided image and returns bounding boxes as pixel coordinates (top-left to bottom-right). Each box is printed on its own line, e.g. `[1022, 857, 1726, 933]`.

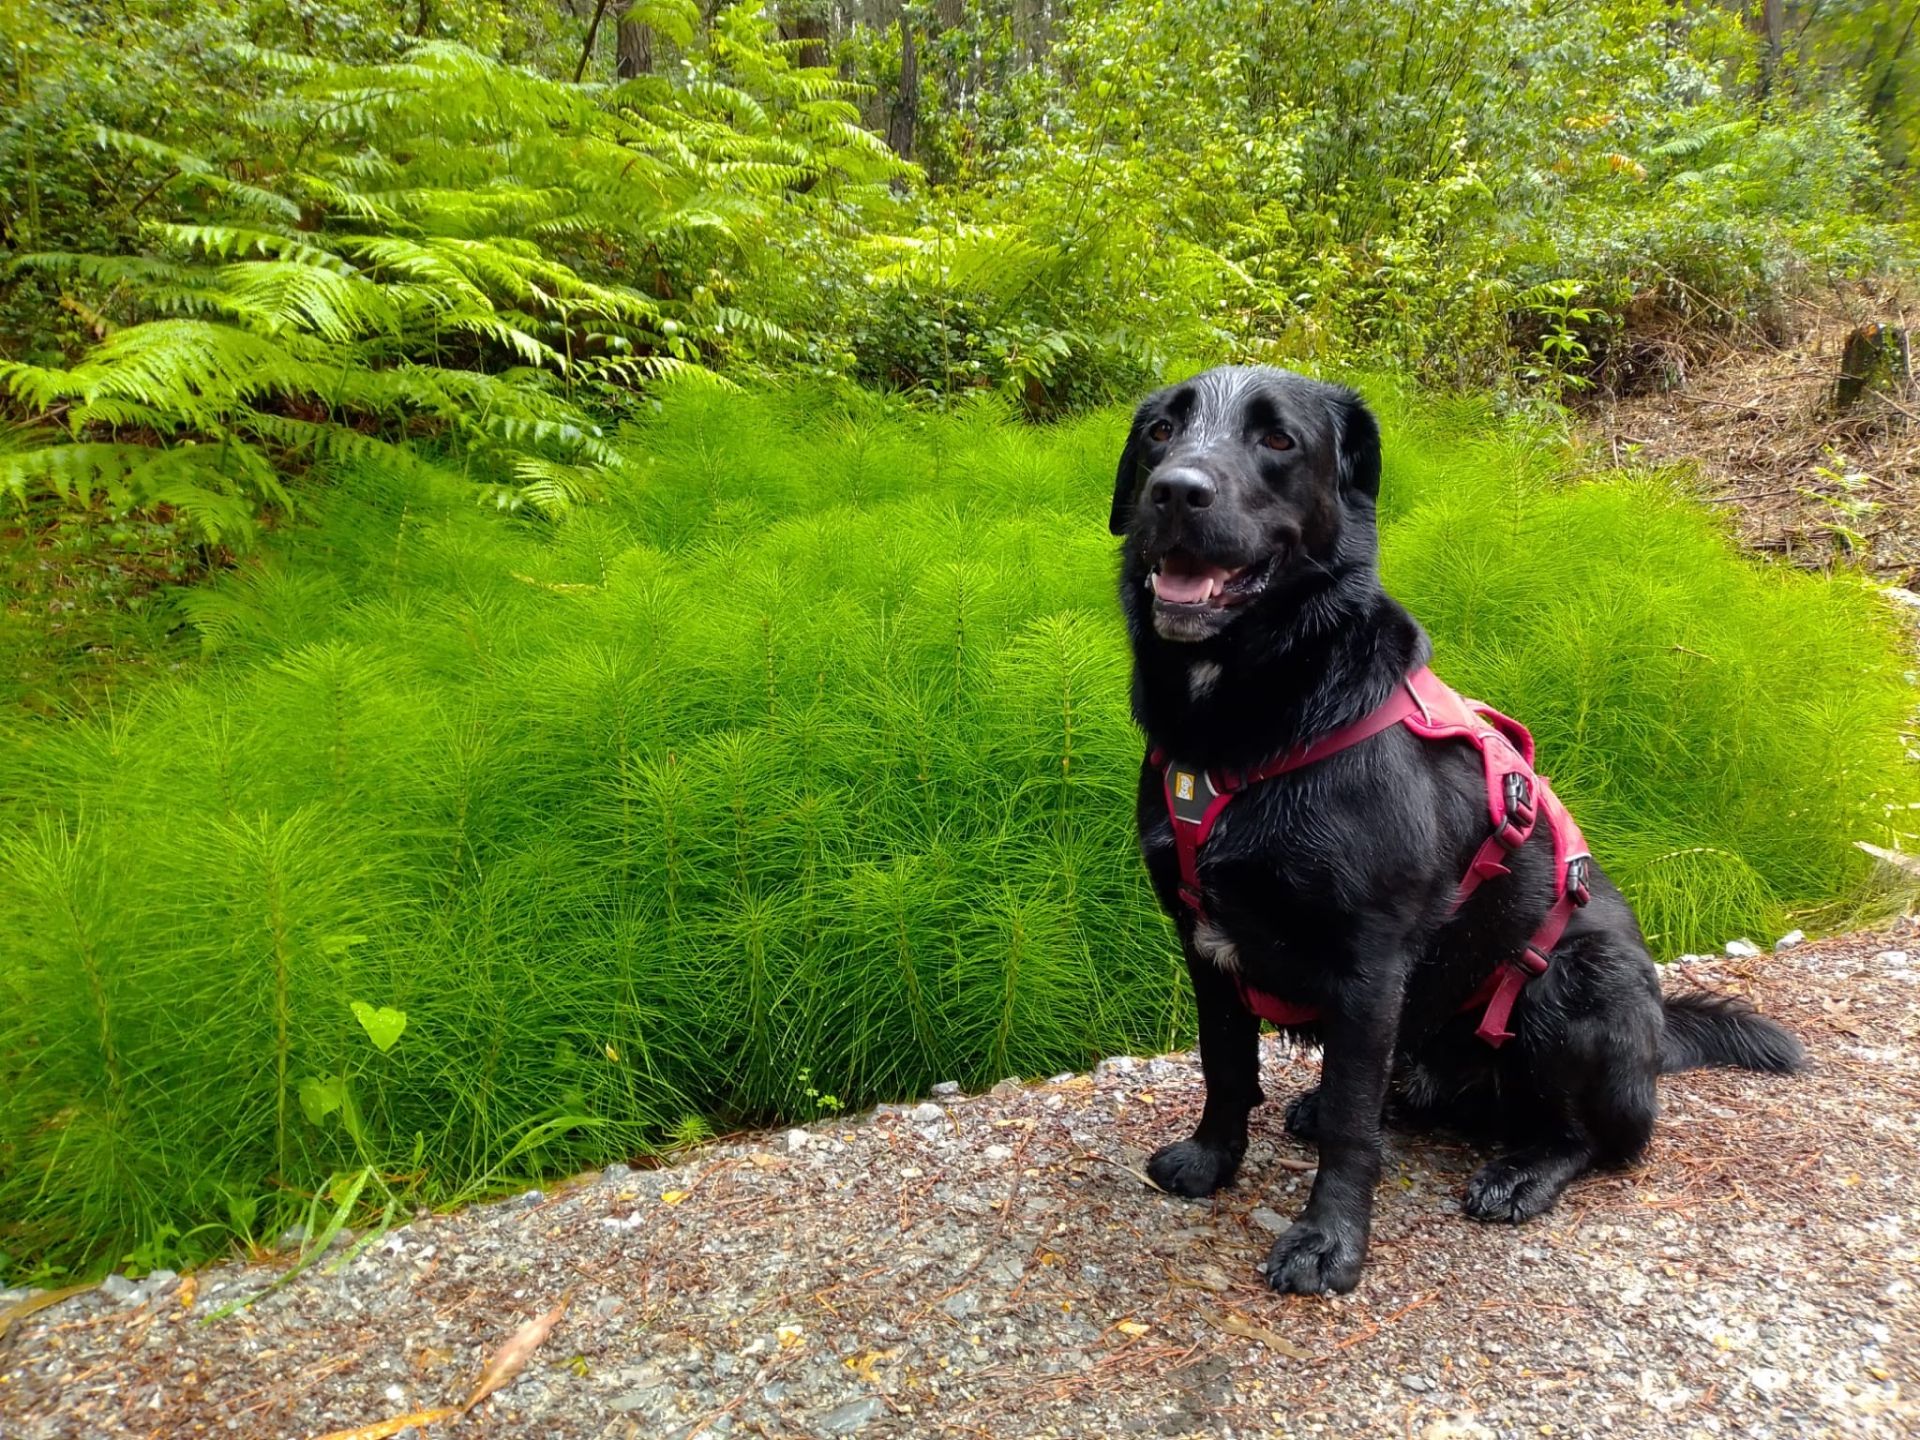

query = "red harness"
[1151, 666, 1591, 1048]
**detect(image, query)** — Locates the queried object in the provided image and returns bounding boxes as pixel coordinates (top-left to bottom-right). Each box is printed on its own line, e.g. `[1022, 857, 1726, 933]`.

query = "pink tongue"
[1153, 564, 1231, 604]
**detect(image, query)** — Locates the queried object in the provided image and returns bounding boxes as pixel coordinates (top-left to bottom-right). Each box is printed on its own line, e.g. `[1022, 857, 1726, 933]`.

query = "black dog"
[1111, 365, 1803, 1296]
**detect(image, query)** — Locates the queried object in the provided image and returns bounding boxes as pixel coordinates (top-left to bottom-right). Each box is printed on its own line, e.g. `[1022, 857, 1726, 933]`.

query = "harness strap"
[1154, 665, 1590, 1048]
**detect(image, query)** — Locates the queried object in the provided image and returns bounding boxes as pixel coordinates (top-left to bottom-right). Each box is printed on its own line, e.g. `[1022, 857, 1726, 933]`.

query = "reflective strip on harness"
[1153, 666, 1591, 1048]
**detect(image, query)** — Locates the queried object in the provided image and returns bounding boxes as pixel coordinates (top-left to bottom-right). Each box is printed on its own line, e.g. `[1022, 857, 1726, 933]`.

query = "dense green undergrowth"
[1, 380, 1912, 1282]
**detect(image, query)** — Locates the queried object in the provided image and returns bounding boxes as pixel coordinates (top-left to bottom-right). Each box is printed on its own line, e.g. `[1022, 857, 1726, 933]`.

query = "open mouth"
[1149, 549, 1274, 609]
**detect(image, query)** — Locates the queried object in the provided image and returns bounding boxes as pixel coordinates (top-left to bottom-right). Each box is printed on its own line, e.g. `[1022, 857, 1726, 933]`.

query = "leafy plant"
[1, 21, 904, 541]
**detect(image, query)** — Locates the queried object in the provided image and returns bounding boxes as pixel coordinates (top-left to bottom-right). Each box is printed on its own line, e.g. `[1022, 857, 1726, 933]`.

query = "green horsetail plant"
[0, 379, 1913, 1282]
[0, 22, 906, 543]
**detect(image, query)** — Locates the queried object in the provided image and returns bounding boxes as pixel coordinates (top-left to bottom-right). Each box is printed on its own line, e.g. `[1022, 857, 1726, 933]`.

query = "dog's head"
[1110, 366, 1382, 643]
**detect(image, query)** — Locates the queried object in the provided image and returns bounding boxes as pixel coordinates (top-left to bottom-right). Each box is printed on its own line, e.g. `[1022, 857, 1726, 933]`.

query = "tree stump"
[1836, 323, 1912, 410]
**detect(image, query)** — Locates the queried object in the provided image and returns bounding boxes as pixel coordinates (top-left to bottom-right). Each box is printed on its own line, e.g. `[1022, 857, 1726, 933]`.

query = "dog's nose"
[1149, 466, 1214, 513]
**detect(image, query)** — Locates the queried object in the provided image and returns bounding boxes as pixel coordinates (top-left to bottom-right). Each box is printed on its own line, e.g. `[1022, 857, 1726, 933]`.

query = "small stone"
[1724, 938, 1760, 958]
[1401, 1373, 1436, 1393]
[908, 1103, 944, 1125]
[1876, 950, 1909, 966]
[989, 1078, 1022, 1098]
[143, 1269, 178, 1296]
[516, 1188, 544, 1208]
[100, 1273, 141, 1304]
[1773, 930, 1805, 951]
[785, 1128, 812, 1152]
[595, 1295, 624, 1320]
[602, 1162, 634, 1183]
[385, 1384, 406, 1404]
[1146, 1058, 1181, 1079]
[609, 1391, 651, 1413]
[1248, 1208, 1288, 1235]
[931, 1081, 961, 1099]
[941, 1290, 980, 1321]
[1047, 1072, 1076, 1084]
[1096, 1055, 1141, 1078]
[983, 1143, 1014, 1162]
[816, 1396, 886, 1435]
[1747, 1367, 1790, 1396]
[1423, 1417, 1496, 1440]
[763, 1381, 790, 1404]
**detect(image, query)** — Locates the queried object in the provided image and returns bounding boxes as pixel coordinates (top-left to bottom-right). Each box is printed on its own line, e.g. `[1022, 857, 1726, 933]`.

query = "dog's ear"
[1328, 388, 1382, 502]
[1108, 407, 1149, 536]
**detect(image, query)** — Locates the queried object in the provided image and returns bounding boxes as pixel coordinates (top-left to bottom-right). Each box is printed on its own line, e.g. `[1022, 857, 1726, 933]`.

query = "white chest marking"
[1192, 918, 1240, 974]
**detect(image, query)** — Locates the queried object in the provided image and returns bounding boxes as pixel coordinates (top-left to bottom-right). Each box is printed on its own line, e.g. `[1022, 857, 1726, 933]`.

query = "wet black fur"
[1112, 365, 1805, 1296]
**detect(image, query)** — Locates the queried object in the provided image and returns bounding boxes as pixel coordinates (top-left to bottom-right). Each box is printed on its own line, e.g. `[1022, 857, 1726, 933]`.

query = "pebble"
[1401, 1373, 1436, 1392]
[908, 1103, 944, 1125]
[1724, 938, 1760, 958]
[601, 1162, 634, 1183]
[941, 1290, 980, 1321]
[1773, 930, 1805, 950]
[931, 1081, 961, 1099]
[1095, 1056, 1140, 1078]
[515, 1188, 544, 1208]
[1875, 950, 1908, 966]
[1248, 1208, 1287, 1234]
[983, 1143, 1014, 1161]
[100, 1273, 142, 1304]
[816, 1396, 886, 1434]
[785, 1128, 812, 1152]
[1422, 1417, 1496, 1440]
[1747, 1366, 1790, 1396]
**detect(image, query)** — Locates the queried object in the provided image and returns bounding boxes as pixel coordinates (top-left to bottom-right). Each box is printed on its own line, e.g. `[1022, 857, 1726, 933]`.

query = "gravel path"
[3, 932, 1916, 1440]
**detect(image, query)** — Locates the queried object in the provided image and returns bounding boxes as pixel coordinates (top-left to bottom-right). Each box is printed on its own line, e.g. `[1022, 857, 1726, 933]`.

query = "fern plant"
[0, 19, 906, 542]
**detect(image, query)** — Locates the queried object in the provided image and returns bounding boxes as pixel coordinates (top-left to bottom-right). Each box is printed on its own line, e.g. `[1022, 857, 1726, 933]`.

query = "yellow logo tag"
[1174, 772, 1195, 800]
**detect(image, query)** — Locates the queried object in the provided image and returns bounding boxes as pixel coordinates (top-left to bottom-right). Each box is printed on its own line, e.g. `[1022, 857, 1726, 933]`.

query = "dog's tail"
[1659, 992, 1805, 1075]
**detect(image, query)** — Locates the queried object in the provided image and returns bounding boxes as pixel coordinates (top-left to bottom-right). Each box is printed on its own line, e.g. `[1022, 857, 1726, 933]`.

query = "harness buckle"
[1565, 854, 1591, 906]
[1491, 771, 1536, 852]
[1503, 771, 1536, 826]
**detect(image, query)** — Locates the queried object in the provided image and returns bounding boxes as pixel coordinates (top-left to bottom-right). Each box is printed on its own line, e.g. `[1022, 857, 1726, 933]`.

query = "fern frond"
[93, 127, 213, 174]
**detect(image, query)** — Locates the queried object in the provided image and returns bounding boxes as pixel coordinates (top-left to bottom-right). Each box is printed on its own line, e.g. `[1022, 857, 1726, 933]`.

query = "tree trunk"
[1836, 323, 1913, 410]
[616, 8, 654, 77]
[781, 3, 829, 69]
[1750, 0, 1785, 99]
[886, 17, 918, 162]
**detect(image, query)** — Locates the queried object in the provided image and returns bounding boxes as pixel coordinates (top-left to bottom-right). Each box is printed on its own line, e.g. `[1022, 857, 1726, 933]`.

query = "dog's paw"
[1146, 1138, 1242, 1198]
[1282, 1088, 1321, 1144]
[1263, 1216, 1366, 1295]
[1463, 1156, 1567, 1224]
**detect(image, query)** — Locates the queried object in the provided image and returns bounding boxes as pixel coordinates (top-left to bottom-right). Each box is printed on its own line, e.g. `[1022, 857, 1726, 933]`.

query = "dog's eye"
[1147, 420, 1173, 443]
[1260, 432, 1294, 452]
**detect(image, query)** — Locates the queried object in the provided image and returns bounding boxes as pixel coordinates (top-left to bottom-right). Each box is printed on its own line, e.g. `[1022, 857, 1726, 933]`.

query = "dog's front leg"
[1265, 949, 1407, 1295]
[1146, 940, 1262, 1197]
